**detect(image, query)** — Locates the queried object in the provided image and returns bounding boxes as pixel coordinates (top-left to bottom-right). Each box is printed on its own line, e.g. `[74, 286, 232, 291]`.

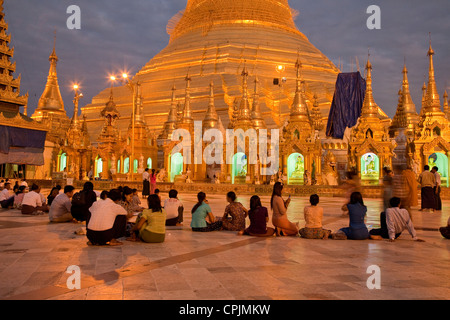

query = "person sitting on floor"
[13, 186, 26, 210]
[369, 197, 424, 242]
[271, 182, 299, 236]
[129, 189, 144, 212]
[71, 181, 97, 223]
[333, 192, 369, 240]
[21, 184, 49, 215]
[240, 195, 275, 237]
[47, 187, 59, 206]
[49, 186, 75, 223]
[87, 189, 127, 246]
[129, 194, 166, 243]
[299, 194, 331, 240]
[191, 192, 222, 232]
[164, 189, 184, 226]
[0, 182, 14, 209]
[221, 191, 248, 232]
[440, 217, 450, 239]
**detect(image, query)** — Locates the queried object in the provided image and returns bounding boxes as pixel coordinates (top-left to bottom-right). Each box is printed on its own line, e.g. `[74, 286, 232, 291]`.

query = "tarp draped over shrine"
[0, 125, 47, 165]
[326, 72, 366, 139]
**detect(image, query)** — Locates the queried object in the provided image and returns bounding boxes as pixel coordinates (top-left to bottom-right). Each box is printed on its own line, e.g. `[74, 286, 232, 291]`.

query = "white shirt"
[142, 171, 150, 181]
[22, 191, 43, 208]
[386, 207, 417, 240]
[164, 198, 183, 220]
[0, 189, 12, 201]
[88, 198, 127, 231]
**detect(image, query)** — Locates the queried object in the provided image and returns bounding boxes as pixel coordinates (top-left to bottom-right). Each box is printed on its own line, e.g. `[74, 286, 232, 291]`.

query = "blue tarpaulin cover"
[0, 125, 47, 165]
[326, 72, 366, 139]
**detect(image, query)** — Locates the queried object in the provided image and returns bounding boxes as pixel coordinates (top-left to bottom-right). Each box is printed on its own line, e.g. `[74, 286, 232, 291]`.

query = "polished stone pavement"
[0, 191, 449, 300]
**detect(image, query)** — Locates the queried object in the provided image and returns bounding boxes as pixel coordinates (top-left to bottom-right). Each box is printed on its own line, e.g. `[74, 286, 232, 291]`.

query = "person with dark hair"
[71, 181, 97, 223]
[270, 182, 299, 236]
[191, 192, 222, 232]
[440, 217, 450, 239]
[431, 166, 442, 211]
[49, 186, 76, 223]
[369, 197, 423, 242]
[100, 190, 109, 200]
[382, 168, 394, 211]
[221, 191, 248, 232]
[47, 187, 60, 206]
[154, 188, 161, 203]
[142, 168, 150, 199]
[164, 189, 184, 226]
[333, 192, 369, 240]
[130, 188, 144, 212]
[21, 184, 49, 215]
[13, 185, 26, 209]
[12, 181, 19, 194]
[418, 165, 436, 212]
[129, 194, 166, 243]
[0, 182, 14, 209]
[150, 169, 157, 195]
[87, 189, 127, 246]
[241, 195, 275, 237]
[119, 186, 135, 218]
[299, 194, 331, 239]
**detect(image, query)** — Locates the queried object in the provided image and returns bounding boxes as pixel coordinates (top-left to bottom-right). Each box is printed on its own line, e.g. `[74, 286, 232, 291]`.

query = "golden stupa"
[82, 0, 340, 142]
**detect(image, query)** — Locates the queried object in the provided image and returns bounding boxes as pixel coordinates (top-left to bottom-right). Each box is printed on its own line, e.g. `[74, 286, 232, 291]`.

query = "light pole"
[120, 73, 137, 182]
[73, 84, 83, 180]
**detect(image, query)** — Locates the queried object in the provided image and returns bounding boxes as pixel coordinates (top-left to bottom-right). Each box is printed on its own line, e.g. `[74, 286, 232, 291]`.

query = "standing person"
[333, 192, 369, 240]
[49, 186, 75, 223]
[71, 181, 97, 223]
[164, 189, 184, 226]
[299, 194, 331, 239]
[0, 182, 14, 209]
[88, 167, 94, 181]
[87, 189, 127, 246]
[418, 165, 436, 212]
[241, 195, 275, 237]
[402, 165, 419, 213]
[129, 194, 166, 243]
[191, 192, 222, 232]
[150, 169, 157, 195]
[431, 166, 442, 211]
[370, 197, 424, 242]
[271, 182, 299, 236]
[142, 168, 150, 198]
[221, 191, 248, 232]
[21, 184, 49, 215]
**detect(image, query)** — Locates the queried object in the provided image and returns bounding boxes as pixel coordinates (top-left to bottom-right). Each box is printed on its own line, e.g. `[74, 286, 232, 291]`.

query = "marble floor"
[0, 191, 449, 300]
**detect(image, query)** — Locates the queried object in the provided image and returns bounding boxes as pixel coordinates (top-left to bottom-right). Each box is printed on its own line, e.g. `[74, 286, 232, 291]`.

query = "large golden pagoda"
[82, 0, 339, 144]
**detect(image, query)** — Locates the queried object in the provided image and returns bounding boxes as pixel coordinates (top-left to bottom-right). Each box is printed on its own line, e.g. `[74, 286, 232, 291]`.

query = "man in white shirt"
[21, 184, 49, 215]
[87, 189, 127, 246]
[164, 189, 184, 226]
[49, 186, 75, 223]
[0, 182, 14, 209]
[431, 166, 442, 211]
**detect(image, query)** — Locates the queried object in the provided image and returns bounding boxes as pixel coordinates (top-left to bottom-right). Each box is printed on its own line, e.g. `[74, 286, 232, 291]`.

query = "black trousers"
[369, 212, 401, 239]
[434, 186, 442, 211]
[87, 215, 127, 245]
[165, 208, 184, 226]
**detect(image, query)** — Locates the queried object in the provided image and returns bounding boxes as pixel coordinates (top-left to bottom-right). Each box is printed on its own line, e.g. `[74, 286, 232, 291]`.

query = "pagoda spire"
[36, 32, 65, 113]
[251, 76, 266, 130]
[160, 85, 179, 139]
[361, 56, 379, 118]
[401, 64, 418, 116]
[311, 94, 323, 131]
[290, 58, 310, 122]
[203, 81, 219, 131]
[181, 72, 193, 124]
[443, 90, 449, 119]
[133, 81, 146, 126]
[234, 62, 253, 129]
[424, 37, 441, 112]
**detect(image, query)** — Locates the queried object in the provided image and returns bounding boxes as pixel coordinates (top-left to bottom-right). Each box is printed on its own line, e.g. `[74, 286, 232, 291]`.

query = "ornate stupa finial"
[425, 34, 441, 112]
[133, 81, 146, 126]
[290, 58, 310, 121]
[399, 63, 419, 128]
[203, 81, 219, 131]
[251, 76, 266, 130]
[181, 71, 194, 125]
[311, 93, 323, 131]
[161, 85, 179, 139]
[234, 61, 253, 129]
[361, 55, 379, 118]
[443, 90, 449, 119]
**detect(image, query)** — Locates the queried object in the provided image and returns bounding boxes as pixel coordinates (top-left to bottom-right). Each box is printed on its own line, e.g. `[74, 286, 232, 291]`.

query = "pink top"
[150, 174, 157, 184]
[303, 205, 323, 229]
